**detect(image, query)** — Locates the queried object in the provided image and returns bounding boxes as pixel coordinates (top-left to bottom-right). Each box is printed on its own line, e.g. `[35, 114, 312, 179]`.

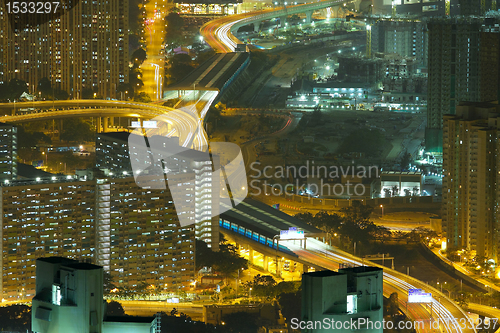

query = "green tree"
[37, 77, 52, 96]
[196, 234, 248, 280]
[105, 301, 126, 317]
[131, 47, 147, 66]
[243, 274, 277, 298]
[60, 118, 94, 142]
[129, 67, 144, 90]
[0, 304, 31, 331]
[400, 150, 411, 170]
[166, 53, 195, 85]
[82, 87, 97, 99]
[294, 212, 315, 225]
[386, 292, 399, 317]
[456, 292, 470, 309]
[277, 291, 301, 330]
[117, 82, 135, 100]
[53, 88, 69, 100]
[134, 92, 152, 103]
[164, 11, 185, 48]
[4, 78, 29, 101]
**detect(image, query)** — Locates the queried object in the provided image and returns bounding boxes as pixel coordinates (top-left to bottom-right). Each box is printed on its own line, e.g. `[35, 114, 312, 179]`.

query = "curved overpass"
[0, 99, 210, 149]
[201, 0, 350, 52]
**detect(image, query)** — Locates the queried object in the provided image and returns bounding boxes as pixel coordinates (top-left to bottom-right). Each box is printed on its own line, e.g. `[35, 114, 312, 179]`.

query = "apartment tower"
[0, 0, 129, 99]
[442, 101, 500, 261]
[426, 17, 500, 153]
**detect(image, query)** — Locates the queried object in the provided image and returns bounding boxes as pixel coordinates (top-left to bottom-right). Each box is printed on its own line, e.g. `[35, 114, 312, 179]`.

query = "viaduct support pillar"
[253, 21, 261, 32]
[305, 11, 312, 24]
[96, 117, 102, 133]
[103, 117, 109, 133]
[280, 16, 287, 27]
[249, 248, 254, 264]
[263, 256, 269, 271]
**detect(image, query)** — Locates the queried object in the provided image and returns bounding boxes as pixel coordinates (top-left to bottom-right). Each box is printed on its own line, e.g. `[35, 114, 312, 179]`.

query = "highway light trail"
[283, 238, 475, 333]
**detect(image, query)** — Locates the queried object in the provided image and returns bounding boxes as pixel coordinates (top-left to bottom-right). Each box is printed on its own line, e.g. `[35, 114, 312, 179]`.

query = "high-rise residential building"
[301, 267, 383, 333]
[0, 123, 17, 180]
[457, 0, 498, 15]
[96, 132, 220, 251]
[0, 178, 96, 300]
[0, 175, 195, 300]
[442, 102, 500, 261]
[96, 176, 195, 288]
[0, 0, 128, 99]
[372, 0, 446, 16]
[371, 19, 427, 68]
[426, 17, 500, 153]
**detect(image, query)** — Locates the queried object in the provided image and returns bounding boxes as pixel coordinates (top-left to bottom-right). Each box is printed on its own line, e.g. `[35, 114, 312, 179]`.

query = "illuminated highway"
[431, 248, 500, 293]
[138, 0, 167, 100]
[200, 0, 351, 52]
[0, 99, 209, 150]
[282, 238, 475, 333]
[467, 303, 500, 333]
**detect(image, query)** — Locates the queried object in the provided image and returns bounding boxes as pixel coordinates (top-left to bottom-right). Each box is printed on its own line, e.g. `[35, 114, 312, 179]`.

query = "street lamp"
[42, 151, 47, 169]
[380, 204, 384, 217]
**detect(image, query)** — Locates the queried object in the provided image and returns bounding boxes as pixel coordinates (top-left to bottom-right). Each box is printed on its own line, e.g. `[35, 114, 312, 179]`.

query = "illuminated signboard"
[280, 227, 305, 240]
[143, 121, 158, 128]
[408, 289, 432, 303]
[130, 121, 157, 128]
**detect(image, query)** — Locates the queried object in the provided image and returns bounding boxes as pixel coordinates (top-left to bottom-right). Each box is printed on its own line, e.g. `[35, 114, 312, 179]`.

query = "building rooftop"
[97, 132, 131, 143]
[104, 316, 155, 323]
[37, 257, 102, 270]
[37, 257, 79, 264]
[18, 163, 55, 179]
[64, 262, 102, 271]
[221, 198, 321, 239]
[167, 52, 249, 91]
[339, 266, 382, 274]
[303, 270, 344, 278]
[101, 132, 210, 162]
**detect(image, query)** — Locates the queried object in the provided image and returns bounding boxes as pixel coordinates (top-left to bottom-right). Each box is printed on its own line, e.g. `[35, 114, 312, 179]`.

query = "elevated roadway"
[201, 0, 352, 52]
[220, 199, 475, 333]
[0, 97, 213, 150]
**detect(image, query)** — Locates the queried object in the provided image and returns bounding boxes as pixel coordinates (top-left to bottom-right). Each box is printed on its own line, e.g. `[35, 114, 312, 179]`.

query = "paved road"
[118, 300, 204, 320]
[139, 1, 168, 100]
[286, 238, 475, 333]
[431, 248, 500, 293]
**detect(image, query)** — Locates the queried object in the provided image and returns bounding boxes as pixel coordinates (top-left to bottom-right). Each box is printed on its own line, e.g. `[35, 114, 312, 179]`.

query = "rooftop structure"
[302, 267, 383, 333]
